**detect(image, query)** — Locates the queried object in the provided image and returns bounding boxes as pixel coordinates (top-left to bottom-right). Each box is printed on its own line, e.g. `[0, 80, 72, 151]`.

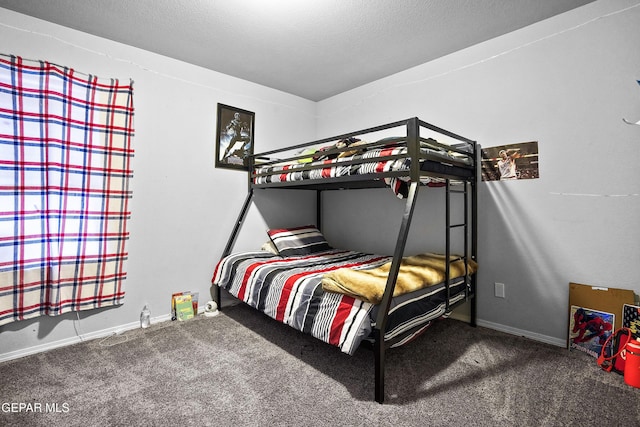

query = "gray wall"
[1, 0, 639, 359]
[0, 8, 318, 359]
[316, 0, 640, 345]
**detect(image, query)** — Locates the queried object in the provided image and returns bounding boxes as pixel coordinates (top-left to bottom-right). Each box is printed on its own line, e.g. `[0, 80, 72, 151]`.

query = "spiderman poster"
[569, 305, 614, 358]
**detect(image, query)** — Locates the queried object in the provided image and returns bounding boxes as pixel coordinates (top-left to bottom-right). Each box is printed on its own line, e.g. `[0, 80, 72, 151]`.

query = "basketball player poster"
[481, 141, 539, 181]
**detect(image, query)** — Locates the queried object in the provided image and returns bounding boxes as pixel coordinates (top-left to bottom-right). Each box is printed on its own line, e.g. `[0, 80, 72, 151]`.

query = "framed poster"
[215, 103, 254, 170]
[568, 305, 614, 358]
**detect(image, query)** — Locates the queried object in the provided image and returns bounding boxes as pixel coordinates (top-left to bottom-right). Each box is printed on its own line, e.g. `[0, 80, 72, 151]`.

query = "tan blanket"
[321, 253, 477, 304]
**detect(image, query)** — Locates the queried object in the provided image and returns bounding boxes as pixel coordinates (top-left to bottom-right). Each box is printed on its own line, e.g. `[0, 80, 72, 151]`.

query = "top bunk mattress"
[250, 118, 476, 195]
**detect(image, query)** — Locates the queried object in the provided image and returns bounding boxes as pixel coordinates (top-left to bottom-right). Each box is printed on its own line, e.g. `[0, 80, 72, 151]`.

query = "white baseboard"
[2, 309, 565, 363]
[449, 311, 566, 348]
[477, 319, 567, 347]
[0, 313, 172, 363]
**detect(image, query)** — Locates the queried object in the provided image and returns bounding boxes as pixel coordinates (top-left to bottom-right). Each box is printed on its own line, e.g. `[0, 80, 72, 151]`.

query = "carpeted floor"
[1, 303, 639, 426]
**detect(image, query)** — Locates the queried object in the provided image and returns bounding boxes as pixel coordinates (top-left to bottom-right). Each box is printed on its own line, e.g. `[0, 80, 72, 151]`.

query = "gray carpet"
[1, 302, 639, 426]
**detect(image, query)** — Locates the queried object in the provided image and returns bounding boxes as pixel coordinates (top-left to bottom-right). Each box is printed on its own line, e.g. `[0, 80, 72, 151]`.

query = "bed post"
[470, 142, 478, 327]
[316, 190, 322, 231]
[213, 188, 254, 309]
[373, 118, 421, 403]
[374, 180, 420, 403]
[222, 189, 254, 258]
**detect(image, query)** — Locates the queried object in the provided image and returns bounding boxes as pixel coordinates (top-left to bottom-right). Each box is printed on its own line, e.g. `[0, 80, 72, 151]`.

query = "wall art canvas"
[481, 141, 539, 181]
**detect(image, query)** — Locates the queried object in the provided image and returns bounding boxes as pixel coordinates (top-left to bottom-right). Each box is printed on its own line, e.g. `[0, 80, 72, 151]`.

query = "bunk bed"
[211, 117, 478, 403]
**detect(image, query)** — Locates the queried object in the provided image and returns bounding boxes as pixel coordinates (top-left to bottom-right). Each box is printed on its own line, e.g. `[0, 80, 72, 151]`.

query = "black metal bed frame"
[212, 117, 478, 403]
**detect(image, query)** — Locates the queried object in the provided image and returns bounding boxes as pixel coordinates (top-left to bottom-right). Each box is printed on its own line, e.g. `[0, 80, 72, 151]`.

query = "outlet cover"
[495, 282, 505, 298]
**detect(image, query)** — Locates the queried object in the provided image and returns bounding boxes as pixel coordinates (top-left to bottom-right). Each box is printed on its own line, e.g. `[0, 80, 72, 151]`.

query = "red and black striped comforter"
[252, 143, 467, 198]
[211, 249, 468, 355]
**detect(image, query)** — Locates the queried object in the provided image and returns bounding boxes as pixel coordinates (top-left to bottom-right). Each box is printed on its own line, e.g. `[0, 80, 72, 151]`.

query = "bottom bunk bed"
[211, 226, 478, 402]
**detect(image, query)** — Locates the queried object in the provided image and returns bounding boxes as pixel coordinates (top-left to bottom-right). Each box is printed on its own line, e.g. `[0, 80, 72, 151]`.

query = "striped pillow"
[267, 225, 332, 257]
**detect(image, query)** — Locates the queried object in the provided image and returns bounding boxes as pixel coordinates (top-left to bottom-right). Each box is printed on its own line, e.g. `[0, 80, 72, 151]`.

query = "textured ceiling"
[0, 0, 595, 101]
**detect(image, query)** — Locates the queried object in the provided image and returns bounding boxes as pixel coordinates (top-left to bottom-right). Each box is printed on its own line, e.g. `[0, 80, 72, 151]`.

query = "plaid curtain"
[0, 55, 134, 325]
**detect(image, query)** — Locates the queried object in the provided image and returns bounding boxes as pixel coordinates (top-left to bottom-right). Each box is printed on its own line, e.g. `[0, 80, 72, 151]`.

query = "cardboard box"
[568, 282, 635, 348]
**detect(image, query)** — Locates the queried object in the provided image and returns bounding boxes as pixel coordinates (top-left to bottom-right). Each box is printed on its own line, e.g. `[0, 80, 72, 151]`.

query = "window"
[0, 55, 135, 325]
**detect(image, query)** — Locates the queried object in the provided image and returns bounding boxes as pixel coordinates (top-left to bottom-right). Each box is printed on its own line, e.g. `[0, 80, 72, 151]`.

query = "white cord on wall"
[0, 22, 316, 118]
[73, 311, 84, 342]
[318, 2, 640, 120]
[3, 3, 638, 121]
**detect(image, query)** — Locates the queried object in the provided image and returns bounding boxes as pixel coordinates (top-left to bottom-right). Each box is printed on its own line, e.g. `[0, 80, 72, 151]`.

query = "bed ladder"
[445, 178, 469, 312]
[445, 174, 477, 327]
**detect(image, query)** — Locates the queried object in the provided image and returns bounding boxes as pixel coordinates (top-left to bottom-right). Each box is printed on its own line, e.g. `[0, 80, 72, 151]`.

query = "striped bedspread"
[253, 145, 410, 183]
[252, 144, 461, 197]
[211, 249, 471, 355]
[212, 250, 388, 355]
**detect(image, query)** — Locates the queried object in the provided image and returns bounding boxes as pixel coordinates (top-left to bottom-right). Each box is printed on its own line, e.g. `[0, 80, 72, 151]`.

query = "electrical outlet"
[494, 282, 505, 298]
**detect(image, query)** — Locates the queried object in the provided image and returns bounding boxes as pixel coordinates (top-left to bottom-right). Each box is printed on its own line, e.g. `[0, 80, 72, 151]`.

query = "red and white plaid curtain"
[0, 55, 135, 325]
